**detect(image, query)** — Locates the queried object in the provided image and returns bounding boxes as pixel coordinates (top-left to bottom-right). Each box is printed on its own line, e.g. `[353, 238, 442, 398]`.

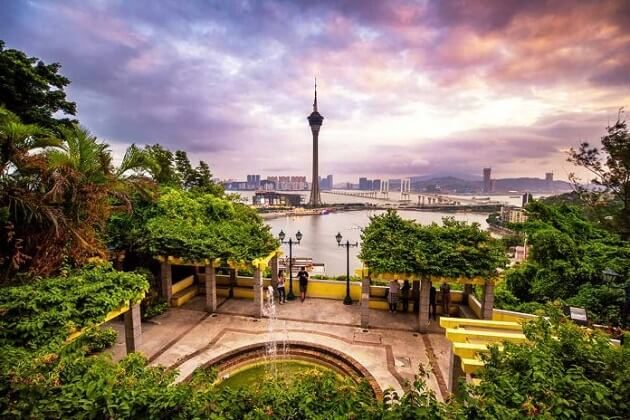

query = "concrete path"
[105, 296, 452, 400]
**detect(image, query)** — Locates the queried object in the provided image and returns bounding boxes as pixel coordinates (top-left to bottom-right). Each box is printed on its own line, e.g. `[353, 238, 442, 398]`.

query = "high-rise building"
[483, 168, 492, 193]
[545, 172, 554, 191]
[308, 79, 324, 206]
[522, 192, 533, 207]
[372, 179, 381, 191]
[246, 174, 261, 189]
[319, 174, 333, 190]
[359, 177, 369, 190]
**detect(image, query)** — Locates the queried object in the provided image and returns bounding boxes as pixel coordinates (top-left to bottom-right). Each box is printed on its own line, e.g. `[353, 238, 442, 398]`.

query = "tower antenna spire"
[313, 76, 318, 112]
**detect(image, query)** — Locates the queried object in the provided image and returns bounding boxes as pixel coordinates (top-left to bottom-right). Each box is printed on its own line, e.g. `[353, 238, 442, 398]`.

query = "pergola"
[66, 295, 145, 354]
[157, 249, 283, 318]
[359, 268, 497, 332]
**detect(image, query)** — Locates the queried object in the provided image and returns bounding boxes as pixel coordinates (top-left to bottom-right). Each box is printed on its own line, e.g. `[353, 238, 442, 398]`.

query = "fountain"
[200, 288, 381, 397]
[262, 285, 288, 378]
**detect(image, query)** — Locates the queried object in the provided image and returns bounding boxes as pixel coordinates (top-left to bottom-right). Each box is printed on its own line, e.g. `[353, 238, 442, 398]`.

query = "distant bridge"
[322, 190, 504, 210]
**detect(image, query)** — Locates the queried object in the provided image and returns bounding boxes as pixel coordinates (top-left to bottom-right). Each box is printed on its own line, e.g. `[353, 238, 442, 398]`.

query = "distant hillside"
[409, 175, 572, 193]
[494, 178, 572, 193]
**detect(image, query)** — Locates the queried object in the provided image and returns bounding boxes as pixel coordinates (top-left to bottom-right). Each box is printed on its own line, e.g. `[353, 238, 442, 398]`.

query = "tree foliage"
[503, 201, 630, 325]
[142, 188, 279, 263]
[359, 210, 507, 278]
[568, 113, 630, 239]
[0, 264, 148, 349]
[0, 111, 156, 280]
[0, 40, 77, 129]
[466, 311, 630, 418]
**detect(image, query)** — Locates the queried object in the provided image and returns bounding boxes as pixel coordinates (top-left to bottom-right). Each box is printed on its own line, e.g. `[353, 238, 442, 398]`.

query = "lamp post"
[336, 232, 358, 305]
[279, 230, 302, 301]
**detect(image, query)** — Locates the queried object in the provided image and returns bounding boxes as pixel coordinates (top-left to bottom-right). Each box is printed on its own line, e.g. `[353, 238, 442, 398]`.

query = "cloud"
[0, 0, 628, 181]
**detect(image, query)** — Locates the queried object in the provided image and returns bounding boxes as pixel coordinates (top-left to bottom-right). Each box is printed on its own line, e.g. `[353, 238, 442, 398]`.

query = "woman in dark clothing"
[297, 266, 309, 302]
[277, 270, 286, 304]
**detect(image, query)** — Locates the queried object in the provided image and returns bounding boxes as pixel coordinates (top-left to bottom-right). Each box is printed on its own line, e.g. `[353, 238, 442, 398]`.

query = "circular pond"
[217, 359, 343, 390]
[186, 341, 383, 398]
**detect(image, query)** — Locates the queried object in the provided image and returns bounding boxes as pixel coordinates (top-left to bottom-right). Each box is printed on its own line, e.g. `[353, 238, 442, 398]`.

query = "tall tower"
[308, 78, 324, 207]
[483, 167, 492, 193]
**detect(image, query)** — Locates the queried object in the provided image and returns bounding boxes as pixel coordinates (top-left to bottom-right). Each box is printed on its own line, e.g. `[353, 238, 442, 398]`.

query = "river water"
[232, 190, 541, 275]
[267, 209, 489, 276]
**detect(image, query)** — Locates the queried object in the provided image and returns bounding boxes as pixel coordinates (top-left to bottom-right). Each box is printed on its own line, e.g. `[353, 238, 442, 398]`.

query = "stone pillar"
[360, 277, 370, 329]
[253, 267, 263, 318]
[418, 278, 431, 332]
[270, 256, 279, 297]
[124, 303, 142, 354]
[205, 264, 217, 313]
[463, 284, 473, 303]
[481, 280, 495, 320]
[160, 259, 172, 304]
[448, 344, 465, 394]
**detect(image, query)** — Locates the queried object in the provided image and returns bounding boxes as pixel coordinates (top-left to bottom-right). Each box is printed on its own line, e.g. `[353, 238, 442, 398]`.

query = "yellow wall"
[468, 294, 482, 319]
[492, 308, 537, 322]
[213, 275, 362, 301]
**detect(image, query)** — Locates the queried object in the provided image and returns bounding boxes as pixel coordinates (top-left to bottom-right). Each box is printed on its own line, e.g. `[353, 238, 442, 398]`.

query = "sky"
[2, 0, 629, 182]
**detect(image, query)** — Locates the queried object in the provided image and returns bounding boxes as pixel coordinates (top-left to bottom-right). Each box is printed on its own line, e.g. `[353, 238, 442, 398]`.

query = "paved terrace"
[106, 297, 452, 400]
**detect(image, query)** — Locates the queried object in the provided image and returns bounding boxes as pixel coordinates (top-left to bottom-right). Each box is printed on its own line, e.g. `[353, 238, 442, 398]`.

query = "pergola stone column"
[160, 258, 172, 304]
[418, 278, 431, 332]
[205, 262, 217, 313]
[463, 284, 473, 303]
[270, 256, 279, 296]
[448, 344, 465, 394]
[124, 302, 142, 354]
[253, 267, 263, 318]
[481, 279, 495, 320]
[360, 277, 370, 328]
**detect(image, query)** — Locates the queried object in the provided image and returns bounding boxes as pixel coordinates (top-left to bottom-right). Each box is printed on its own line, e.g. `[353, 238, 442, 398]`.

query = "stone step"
[171, 285, 199, 307]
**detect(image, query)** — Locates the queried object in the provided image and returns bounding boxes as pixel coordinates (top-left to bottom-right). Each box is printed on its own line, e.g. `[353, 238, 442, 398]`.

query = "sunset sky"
[2, 0, 629, 182]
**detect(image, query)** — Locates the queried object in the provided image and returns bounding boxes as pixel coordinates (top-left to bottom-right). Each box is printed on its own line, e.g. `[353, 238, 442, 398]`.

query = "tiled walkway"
[106, 296, 452, 400]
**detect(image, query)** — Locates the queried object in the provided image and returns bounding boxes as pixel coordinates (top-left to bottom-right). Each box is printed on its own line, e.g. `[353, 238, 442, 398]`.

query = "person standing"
[429, 285, 437, 320]
[297, 266, 309, 302]
[388, 279, 400, 313]
[440, 281, 451, 316]
[277, 270, 286, 304]
[401, 280, 411, 312]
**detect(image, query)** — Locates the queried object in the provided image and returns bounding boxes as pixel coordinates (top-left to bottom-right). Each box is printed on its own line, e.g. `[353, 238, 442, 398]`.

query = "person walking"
[401, 280, 411, 312]
[440, 281, 451, 317]
[277, 270, 286, 304]
[297, 266, 309, 302]
[429, 285, 437, 320]
[388, 279, 400, 313]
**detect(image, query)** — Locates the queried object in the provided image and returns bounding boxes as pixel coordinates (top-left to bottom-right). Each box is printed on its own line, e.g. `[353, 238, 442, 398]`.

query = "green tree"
[0, 40, 77, 129]
[143, 144, 180, 186]
[569, 113, 630, 239]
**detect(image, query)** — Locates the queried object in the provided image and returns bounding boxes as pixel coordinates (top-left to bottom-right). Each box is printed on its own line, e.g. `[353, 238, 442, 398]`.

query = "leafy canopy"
[503, 200, 630, 325]
[0, 264, 149, 349]
[0, 40, 76, 129]
[144, 188, 279, 263]
[568, 114, 630, 239]
[359, 210, 506, 278]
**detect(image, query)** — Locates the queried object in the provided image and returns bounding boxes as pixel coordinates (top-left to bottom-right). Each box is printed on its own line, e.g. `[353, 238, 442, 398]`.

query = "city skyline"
[2, 1, 629, 182]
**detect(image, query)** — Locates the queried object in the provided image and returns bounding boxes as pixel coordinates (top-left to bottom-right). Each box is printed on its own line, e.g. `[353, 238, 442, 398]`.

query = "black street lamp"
[279, 229, 302, 301]
[336, 232, 358, 305]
